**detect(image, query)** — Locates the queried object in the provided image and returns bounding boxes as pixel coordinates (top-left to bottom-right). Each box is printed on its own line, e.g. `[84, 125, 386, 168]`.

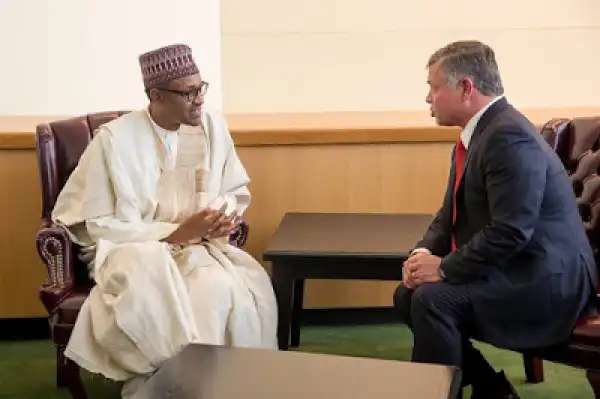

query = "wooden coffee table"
[132, 343, 462, 399]
[263, 212, 433, 350]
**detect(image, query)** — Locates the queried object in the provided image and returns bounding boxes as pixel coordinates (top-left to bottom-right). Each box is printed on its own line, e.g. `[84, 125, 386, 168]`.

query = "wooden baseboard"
[302, 306, 398, 326]
[0, 318, 50, 340]
[302, 306, 400, 326]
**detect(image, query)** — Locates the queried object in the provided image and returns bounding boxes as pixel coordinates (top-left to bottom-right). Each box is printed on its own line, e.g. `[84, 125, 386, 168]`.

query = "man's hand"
[204, 209, 240, 240]
[402, 252, 427, 289]
[163, 204, 227, 244]
[404, 253, 442, 287]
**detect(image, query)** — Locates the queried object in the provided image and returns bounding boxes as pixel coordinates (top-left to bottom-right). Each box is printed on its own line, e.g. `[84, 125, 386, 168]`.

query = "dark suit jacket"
[416, 98, 598, 349]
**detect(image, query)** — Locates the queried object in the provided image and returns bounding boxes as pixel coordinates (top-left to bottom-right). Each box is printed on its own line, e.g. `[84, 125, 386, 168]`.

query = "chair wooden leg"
[523, 353, 544, 383]
[57, 346, 70, 387]
[57, 346, 87, 399]
[587, 370, 600, 399]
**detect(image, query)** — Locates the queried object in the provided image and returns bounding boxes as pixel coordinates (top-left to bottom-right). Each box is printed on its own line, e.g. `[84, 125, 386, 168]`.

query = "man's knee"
[410, 282, 437, 308]
[393, 284, 413, 323]
[410, 282, 469, 320]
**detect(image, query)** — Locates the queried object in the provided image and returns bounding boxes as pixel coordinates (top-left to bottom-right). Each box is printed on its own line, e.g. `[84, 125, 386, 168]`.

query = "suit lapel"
[458, 98, 509, 187]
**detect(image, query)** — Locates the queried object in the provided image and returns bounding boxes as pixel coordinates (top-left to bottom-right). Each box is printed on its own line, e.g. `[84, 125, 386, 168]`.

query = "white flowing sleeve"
[85, 217, 178, 244]
[207, 144, 251, 217]
[52, 126, 179, 245]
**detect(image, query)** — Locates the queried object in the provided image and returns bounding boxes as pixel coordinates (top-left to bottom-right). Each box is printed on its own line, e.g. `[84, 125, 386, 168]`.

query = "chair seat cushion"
[50, 287, 92, 345]
[54, 287, 91, 324]
[571, 315, 600, 346]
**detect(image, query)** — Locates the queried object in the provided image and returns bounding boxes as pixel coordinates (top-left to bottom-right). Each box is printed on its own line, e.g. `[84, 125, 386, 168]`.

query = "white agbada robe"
[51, 108, 278, 387]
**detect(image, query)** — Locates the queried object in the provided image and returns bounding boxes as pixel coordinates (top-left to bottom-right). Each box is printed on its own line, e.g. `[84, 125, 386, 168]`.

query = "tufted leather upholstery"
[540, 117, 600, 290]
[34, 111, 249, 395]
[524, 117, 600, 394]
[541, 116, 600, 346]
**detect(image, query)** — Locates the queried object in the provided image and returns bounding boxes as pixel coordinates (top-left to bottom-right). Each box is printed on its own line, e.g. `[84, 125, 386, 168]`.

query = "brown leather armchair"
[519, 117, 600, 397]
[35, 112, 249, 398]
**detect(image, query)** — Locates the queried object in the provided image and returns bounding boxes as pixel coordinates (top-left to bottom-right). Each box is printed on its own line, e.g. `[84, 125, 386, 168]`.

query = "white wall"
[0, 0, 222, 115]
[3, 1, 598, 116]
[222, 0, 600, 113]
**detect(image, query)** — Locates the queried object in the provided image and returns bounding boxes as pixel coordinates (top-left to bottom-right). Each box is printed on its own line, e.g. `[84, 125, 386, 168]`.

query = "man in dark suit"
[394, 40, 598, 398]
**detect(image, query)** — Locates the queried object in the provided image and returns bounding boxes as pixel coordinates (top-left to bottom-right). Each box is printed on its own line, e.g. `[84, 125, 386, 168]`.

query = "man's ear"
[147, 88, 162, 102]
[460, 77, 474, 99]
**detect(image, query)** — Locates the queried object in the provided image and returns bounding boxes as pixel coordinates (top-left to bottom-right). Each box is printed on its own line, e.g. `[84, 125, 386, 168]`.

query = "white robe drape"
[51, 108, 278, 386]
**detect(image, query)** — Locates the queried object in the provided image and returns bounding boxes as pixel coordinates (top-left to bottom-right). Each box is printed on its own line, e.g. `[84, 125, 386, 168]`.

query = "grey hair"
[427, 40, 504, 96]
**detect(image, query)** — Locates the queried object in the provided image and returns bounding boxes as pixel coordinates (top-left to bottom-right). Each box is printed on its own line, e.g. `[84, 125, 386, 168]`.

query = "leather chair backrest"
[35, 111, 128, 219]
[541, 116, 600, 293]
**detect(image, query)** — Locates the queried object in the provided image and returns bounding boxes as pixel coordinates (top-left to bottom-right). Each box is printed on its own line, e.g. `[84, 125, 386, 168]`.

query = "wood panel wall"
[0, 107, 598, 317]
[0, 150, 45, 318]
[238, 142, 452, 308]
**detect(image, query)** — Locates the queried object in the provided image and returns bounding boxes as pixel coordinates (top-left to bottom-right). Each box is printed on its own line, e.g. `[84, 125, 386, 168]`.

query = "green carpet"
[0, 324, 593, 398]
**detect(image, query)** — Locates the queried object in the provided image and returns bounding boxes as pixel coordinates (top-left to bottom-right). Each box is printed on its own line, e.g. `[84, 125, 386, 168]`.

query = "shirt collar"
[461, 95, 504, 149]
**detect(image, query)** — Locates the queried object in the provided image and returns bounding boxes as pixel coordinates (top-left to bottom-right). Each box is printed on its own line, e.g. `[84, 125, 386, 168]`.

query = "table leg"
[271, 262, 293, 350]
[290, 279, 305, 348]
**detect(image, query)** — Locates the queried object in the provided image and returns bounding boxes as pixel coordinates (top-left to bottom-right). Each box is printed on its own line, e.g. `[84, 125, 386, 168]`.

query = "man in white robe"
[51, 44, 278, 397]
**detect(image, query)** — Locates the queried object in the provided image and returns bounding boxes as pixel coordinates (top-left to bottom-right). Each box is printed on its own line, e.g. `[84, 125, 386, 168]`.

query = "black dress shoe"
[471, 370, 520, 399]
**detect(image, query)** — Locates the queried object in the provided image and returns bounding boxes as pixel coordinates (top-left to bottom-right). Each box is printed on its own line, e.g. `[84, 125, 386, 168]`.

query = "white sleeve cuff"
[410, 247, 432, 255]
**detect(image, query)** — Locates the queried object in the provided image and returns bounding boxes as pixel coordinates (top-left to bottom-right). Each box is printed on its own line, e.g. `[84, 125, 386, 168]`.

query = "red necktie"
[451, 139, 466, 252]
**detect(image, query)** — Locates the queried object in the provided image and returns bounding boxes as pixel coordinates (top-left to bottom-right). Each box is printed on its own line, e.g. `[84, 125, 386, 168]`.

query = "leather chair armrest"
[36, 220, 76, 315]
[229, 219, 249, 248]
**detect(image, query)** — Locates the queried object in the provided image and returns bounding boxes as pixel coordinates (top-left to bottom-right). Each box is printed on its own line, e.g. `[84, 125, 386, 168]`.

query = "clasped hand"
[168, 203, 240, 244]
[402, 252, 442, 289]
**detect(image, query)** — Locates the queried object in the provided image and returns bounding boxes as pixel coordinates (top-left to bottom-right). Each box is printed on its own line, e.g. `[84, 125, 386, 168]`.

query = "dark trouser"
[393, 282, 496, 388]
